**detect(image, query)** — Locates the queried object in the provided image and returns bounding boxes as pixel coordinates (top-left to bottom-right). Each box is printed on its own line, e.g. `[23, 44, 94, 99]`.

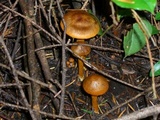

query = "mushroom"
[66, 57, 75, 68]
[60, 9, 100, 81]
[71, 40, 91, 80]
[60, 9, 100, 39]
[83, 74, 109, 114]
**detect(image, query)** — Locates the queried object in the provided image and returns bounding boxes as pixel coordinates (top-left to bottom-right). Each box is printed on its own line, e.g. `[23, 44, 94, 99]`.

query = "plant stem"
[131, 9, 157, 99]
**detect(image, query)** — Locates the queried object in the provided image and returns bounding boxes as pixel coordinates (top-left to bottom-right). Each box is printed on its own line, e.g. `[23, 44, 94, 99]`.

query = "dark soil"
[0, 0, 160, 120]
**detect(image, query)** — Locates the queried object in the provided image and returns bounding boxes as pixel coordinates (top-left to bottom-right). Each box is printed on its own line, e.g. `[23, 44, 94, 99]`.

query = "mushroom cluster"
[83, 74, 109, 114]
[60, 9, 100, 81]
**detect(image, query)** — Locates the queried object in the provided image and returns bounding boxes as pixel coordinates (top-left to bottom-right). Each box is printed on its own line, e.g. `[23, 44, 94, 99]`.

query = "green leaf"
[124, 23, 146, 57]
[81, 109, 93, 114]
[124, 19, 157, 57]
[123, 27, 146, 57]
[98, 28, 103, 36]
[140, 18, 152, 37]
[117, 8, 132, 19]
[141, 18, 158, 36]
[112, 0, 156, 14]
[152, 25, 159, 35]
[140, 18, 159, 35]
[155, 12, 160, 20]
[150, 61, 160, 77]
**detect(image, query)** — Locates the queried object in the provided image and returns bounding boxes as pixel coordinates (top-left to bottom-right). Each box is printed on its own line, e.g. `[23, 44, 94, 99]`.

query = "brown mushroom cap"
[83, 74, 109, 96]
[71, 40, 91, 56]
[60, 9, 100, 39]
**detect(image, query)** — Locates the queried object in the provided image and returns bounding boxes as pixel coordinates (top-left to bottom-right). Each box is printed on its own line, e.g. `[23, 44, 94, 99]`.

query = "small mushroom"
[66, 57, 75, 68]
[60, 9, 100, 81]
[83, 74, 109, 114]
[71, 40, 91, 80]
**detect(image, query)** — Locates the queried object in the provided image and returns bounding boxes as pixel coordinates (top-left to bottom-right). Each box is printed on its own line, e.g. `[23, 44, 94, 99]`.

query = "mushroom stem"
[78, 56, 85, 81]
[77, 39, 85, 81]
[91, 95, 99, 114]
[71, 40, 91, 81]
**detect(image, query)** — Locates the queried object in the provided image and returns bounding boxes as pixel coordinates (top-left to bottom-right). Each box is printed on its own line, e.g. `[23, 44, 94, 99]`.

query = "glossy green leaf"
[150, 61, 160, 77]
[141, 18, 159, 36]
[140, 18, 152, 37]
[155, 12, 160, 20]
[123, 25, 146, 57]
[152, 25, 159, 35]
[141, 18, 159, 35]
[124, 19, 156, 57]
[112, 0, 156, 14]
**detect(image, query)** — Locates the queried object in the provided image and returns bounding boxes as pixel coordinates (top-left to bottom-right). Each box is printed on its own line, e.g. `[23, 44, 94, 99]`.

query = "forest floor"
[0, 0, 160, 120]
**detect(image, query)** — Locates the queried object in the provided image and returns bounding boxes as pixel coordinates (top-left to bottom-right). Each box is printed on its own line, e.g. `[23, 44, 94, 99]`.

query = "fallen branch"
[114, 104, 160, 120]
